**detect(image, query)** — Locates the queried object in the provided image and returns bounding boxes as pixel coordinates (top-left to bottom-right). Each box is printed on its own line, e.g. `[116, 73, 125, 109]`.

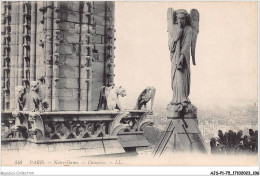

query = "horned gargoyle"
[134, 86, 156, 114]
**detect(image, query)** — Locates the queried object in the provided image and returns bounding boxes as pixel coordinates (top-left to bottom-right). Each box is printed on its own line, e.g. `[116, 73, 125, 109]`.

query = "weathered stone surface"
[63, 31, 79, 43]
[61, 10, 80, 23]
[60, 22, 76, 31]
[36, 66, 45, 78]
[74, 67, 79, 78]
[153, 118, 207, 155]
[66, 78, 79, 89]
[103, 140, 125, 155]
[93, 2, 106, 9]
[10, 14, 19, 25]
[79, 80, 87, 90]
[58, 54, 66, 66]
[93, 6, 106, 17]
[59, 65, 76, 78]
[9, 24, 19, 33]
[72, 89, 79, 99]
[58, 88, 73, 97]
[101, 35, 106, 44]
[60, 2, 80, 12]
[93, 53, 102, 61]
[9, 45, 19, 56]
[82, 15, 105, 26]
[94, 44, 105, 54]
[80, 24, 95, 34]
[92, 62, 105, 81]
[35, 47, 44, 57]
[59, 99, 79, 110]
[60, 78, 79, 89]
[118, 135, 150, 148]
[60, 43, 79, 55]
[95, 25, 105, 35]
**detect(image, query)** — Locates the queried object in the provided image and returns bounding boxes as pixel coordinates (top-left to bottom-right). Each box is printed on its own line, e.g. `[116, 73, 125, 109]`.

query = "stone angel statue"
[167, 8, 199, 107]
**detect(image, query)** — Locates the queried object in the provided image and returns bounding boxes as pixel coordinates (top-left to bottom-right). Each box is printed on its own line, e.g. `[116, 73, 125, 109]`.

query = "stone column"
[104, 2, 116, 87]
[52, 1, 61, 111]
[30, 2, 37, 81]
[44, 2, 54, 111]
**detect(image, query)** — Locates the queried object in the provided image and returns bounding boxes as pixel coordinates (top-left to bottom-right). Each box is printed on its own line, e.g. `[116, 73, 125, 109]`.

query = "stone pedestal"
[153, 103, 207, 156]
[166, 103, 197, 119]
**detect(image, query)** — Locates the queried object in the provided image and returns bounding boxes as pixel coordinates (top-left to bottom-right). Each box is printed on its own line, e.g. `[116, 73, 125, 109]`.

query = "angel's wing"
[190, 9, 199, 65]
[167, 8, 175, 50]
[167, 8, 174, 33]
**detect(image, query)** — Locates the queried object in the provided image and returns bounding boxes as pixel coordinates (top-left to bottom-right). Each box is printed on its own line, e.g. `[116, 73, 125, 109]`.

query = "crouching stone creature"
[97, 86, 126, 111]
[135, 86, 156, 114]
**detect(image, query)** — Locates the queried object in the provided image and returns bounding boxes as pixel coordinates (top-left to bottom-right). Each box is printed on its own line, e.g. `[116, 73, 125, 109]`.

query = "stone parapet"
[1, 110, 153, 155]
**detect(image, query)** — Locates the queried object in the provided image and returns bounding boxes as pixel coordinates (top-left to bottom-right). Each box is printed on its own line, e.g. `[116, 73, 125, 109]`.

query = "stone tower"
[1, 1, 116, 111]
[1, 2, 152, 157]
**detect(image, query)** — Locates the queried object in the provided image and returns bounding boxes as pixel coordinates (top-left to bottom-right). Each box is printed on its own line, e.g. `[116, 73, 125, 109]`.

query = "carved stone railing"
[1, 110, 153, 146]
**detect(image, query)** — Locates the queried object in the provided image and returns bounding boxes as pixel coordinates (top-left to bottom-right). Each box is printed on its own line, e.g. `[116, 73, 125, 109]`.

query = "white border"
[0, 0, 259, 175]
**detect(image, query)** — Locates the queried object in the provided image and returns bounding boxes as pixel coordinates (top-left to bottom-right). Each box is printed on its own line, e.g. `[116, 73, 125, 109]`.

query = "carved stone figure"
[97, 86, 126, 111]
[5, 111, 29, 139]
[155, 8, 205, 155]
[15, 85, 26, 111]
[30, 81, 41, 111]
[5, 124, 29, 139]
[134, 86, 156, 113]
[30, 79, 49, 112]
[28, 112, 45, 140]
[168, 8, 199, 112]
[97, 86, 113, 110]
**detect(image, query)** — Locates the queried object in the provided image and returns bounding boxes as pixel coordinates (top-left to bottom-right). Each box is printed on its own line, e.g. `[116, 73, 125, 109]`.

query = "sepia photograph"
[0, 1, 258, 175]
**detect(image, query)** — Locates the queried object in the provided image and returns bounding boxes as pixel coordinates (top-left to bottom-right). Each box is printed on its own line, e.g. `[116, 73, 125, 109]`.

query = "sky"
[114, 1, 258, 109]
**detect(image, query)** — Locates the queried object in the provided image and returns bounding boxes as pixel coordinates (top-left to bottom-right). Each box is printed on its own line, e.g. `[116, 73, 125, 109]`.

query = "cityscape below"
[142, 98, 258, 150]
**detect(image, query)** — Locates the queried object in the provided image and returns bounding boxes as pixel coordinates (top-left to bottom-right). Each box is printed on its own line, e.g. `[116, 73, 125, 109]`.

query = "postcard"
[0, 1, 258, 175]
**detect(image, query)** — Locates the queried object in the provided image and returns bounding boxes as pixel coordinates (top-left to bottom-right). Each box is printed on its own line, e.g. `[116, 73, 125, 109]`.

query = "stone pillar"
[52, 1, 61, 111]
[44, 2, 54, 111]
[17, 2, 24, 85]
[23, 2, 31, 89]
[9, 2, 19, 111]
[104, 1, 116, 87]
[2, 2, 11, 110]
[153, 104, 207, 156]
[30, 2, 37, 81]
